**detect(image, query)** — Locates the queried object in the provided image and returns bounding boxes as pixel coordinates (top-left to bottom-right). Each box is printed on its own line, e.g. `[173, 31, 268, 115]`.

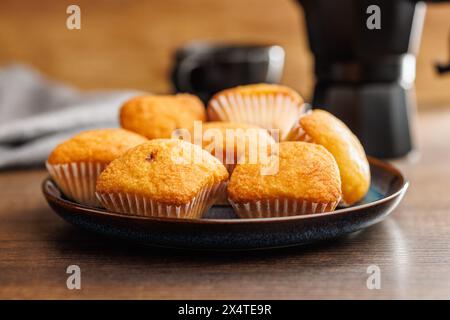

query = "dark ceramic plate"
[42, 157, 408, 250]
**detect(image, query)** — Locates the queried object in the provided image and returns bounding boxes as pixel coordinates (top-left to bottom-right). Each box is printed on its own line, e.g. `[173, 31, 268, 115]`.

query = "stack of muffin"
[47, 84, 370, 219]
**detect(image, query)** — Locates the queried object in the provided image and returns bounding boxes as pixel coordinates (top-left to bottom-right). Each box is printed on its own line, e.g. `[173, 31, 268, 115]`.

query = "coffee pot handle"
[435, 30, 450, 75]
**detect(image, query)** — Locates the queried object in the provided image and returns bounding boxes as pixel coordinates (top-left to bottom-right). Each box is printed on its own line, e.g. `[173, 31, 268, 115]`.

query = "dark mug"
[171, 43, 285, 103]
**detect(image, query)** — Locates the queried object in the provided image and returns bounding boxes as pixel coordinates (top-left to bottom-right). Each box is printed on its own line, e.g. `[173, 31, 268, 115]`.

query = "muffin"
[120, 94, 206, 139]
[207, 84, 305, 140]
[47, 129, 147, 207]
[228, 141, 342, 218]
[95, 139, 229, 219]
[193, 121, 277, 205]
[286, 109, 370, 205]
[195, 121, 276, 174]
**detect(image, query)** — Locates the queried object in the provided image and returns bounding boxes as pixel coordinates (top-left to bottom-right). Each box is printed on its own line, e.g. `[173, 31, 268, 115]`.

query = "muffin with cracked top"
[47, 128, 147, 207]
[96, 139, 229, 219]
[120, 94, 206, 139]
[227, 141, 342, 218]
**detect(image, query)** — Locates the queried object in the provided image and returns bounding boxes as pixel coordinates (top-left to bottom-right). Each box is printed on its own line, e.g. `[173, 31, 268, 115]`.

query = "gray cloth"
[0, 64, 140, 169]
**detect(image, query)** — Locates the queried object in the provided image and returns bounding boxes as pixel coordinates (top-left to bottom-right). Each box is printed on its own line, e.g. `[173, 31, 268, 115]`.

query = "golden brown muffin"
[96, 139, 229, 218]
[120, 94, 206, 139]
[287, 109, 370, 205]
[207, 83, 305, 140]
[193, 121, 276, 205]
[195, 121, 276, 173]
[48, 129, 147, 165]
[228, 141, 342, 218]
[46, 129, 147, 207]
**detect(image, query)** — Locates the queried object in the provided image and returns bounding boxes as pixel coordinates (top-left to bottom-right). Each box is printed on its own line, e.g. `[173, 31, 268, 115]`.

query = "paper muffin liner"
[213, 181, 230, 205]
[285, 109, 314, 142]
[96, 181, 227, 219]
[46, 162, 107, 207]
[208, 92, 305, 140]
[285, 122, 313, 142]
[229, 198, 340, 219]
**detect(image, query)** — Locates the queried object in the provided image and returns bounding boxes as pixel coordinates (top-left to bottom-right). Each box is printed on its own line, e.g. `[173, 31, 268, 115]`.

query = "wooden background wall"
[0, 0, 449, 107]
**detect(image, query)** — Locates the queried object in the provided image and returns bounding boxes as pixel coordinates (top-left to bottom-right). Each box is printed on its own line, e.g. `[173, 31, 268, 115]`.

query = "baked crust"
[299, 109, 370, 205]
[228, 141, 341, 204]
[197, 121, 275, 164]
[120, 94, 206, 139]
[47, 128, 147, 165]
[96, 139, 229, 205]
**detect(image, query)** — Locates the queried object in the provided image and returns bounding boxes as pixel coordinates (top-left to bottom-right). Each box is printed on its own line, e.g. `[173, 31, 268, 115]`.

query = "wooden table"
[1, 108, 450, 299]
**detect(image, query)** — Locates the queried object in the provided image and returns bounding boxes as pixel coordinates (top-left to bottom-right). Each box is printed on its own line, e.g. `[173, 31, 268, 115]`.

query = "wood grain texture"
[0, 0, 449, 107]
[1, 108, 450, 299]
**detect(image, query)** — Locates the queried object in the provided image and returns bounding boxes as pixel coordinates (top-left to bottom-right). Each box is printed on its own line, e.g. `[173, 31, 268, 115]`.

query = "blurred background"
[1, 0, 449, 107]
[0, 0, 450, 167]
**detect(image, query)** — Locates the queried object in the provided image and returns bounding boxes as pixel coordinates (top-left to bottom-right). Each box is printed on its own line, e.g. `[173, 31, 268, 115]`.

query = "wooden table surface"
[1, 108, 450, 300]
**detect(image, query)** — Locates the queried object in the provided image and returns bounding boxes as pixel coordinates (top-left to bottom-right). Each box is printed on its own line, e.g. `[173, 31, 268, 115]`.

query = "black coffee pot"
[297, 0, 449, 158]
[171, 43, 285, 104]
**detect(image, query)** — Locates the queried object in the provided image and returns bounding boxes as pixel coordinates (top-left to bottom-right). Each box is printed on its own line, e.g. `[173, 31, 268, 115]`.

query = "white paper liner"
[214, 181, 229, 205]
[229, 198, 340, 219]
[96, 181, 227, 219]
[285, 109, 314, 142]
[285, 122, 313, 142]
[208, 92, 306, 140]
[46, 162, 107, 207]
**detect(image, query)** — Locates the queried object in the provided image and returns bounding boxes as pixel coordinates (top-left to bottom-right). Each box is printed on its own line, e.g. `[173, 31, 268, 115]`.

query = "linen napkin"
[0, 64, 139, 169]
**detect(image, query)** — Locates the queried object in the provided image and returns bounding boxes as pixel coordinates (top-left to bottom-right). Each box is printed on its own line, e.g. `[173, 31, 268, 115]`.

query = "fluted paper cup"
[229, 198, 340, 219]
[208, 92, 305, 140]
[46, 162, 107, 207]
[285, 109, 314, 142]
[96, 181, 227, 219]
[213, 181, 229, 205]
